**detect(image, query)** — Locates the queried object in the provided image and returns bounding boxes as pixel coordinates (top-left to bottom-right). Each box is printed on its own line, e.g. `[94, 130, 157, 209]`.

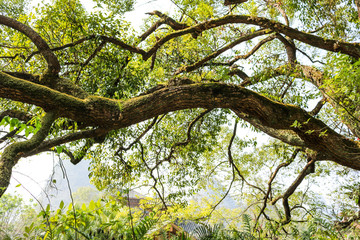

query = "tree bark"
[1, 72, 360, 171]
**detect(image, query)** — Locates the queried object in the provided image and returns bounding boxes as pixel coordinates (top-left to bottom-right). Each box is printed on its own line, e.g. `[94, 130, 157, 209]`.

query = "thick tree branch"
[141, 13, 360, 60]
[1, 72, 360, 170]
[275, 34, 297, 65]
[0, 15, 60, 74]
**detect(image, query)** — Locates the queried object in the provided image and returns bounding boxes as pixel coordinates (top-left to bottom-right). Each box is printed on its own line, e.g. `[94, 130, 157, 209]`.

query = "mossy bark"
[1, 73, 360, 173]
[0, 112, 57, 196]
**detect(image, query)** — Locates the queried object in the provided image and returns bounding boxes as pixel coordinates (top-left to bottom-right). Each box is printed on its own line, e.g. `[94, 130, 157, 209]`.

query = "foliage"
[1, 0, 360, 239]
[18, 196, 156, 239]
[0, 193, 37, 239]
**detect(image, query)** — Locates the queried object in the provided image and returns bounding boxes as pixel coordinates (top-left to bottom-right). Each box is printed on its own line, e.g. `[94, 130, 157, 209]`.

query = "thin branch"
[139, 142, 168, 210]
[263, 0, 289, 26]
[169, 0, 198, 23]
[207, 146, 237, 216]
[296, 47, 326, 65]
[310, 97, 327, 116]
[271, 158, 316, 224]
[117, 116, 159, 152]
[255, 149, 300, 228]
[75, 41, 106, 84]
[228, 34, 276, 65]
[228, 120, 266, 195]
[25, 35, 96, 62]
[23, 128, 107, 158]
[175, 29, 271, 74]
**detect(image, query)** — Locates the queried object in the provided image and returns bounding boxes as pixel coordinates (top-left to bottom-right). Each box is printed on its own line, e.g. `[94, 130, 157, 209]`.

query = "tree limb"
[1, 72, 360, 170]
[0, 15, 60, 74]
[0, 111, 57, 196]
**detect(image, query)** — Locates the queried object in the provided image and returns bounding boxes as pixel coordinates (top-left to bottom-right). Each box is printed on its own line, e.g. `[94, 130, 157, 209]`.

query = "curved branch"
[271, 158, 316, 224]
[25, 35, 146, 63]
[146, 11, 199, 39]
[117, 116, 159, 152]
[0, 111, 57, 196]
[228, 34, 277, 65]
[1, 72, 360, 170]
[22, 128, 107, 158]
[176, 29, 272, 74]
[142, 13, 360, 60]
[228, 121, 266, 195]
[25, 35, 97, 62]
[0, 15, 60, 74]
[275, 33, 296, 65]
[138, 19, 165, 41]
[255, 149, 300, 226]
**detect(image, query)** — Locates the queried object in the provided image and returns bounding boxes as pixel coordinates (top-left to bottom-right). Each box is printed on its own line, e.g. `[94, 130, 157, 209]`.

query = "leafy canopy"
[0, 0, 360, 237]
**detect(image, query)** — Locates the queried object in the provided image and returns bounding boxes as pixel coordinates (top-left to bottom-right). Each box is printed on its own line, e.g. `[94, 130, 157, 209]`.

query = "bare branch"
[275, 33, 296, 65]
[138, 19, 165, 41]
[296, 47, 326, 65]
[271, 158, 316, 224]
[255, 149, 300, 227]
[228, 120, 267, 195]
[309, 97, 327, 116]
[228, 34, 276, 65]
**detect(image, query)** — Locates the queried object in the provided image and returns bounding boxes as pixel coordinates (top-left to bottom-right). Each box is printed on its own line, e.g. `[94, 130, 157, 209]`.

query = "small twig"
[75, 41, 106, 84]
[296, 48, 326, 65]
[58, 155, 78, 239]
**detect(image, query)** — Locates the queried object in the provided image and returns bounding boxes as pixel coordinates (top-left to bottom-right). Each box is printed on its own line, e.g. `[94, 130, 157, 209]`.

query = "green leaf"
[59, 200, 64, 209]
[56, 146, 63, 154]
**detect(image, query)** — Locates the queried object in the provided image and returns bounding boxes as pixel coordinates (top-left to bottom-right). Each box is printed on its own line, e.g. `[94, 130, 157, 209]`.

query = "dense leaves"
[1, 0, 360, 238]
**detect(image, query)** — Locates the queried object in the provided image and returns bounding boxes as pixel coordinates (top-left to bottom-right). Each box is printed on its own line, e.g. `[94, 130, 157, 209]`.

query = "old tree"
[1, 0, 360, 233]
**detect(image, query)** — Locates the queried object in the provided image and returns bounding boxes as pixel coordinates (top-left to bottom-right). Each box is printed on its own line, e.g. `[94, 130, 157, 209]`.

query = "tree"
[1, 0, 360, 234]
[0, 193, 37, 239]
